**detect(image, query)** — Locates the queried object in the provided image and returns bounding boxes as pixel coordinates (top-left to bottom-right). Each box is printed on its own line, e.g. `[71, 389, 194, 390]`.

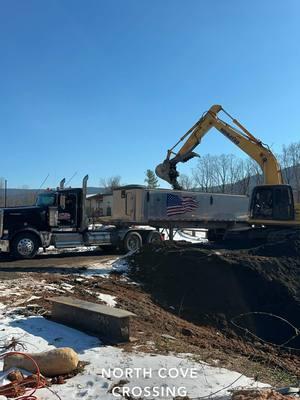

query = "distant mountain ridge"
[0, 186, 105, 207]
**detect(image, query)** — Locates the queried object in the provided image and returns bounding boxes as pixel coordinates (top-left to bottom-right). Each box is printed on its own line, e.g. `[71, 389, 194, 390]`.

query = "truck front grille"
[0, 209, 3, 238]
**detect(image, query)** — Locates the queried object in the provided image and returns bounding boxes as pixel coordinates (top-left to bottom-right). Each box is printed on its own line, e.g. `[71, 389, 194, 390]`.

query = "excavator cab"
[250, 185, 295, 222]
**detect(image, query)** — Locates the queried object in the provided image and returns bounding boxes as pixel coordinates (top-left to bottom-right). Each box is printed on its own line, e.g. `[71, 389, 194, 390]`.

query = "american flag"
[166, 194, 198, 216]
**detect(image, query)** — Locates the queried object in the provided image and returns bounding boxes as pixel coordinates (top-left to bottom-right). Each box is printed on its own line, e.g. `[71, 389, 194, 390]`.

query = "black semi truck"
[0, 176, 161, 259]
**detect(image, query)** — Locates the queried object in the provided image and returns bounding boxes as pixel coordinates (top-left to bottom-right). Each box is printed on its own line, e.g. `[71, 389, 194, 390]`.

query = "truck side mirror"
[59, 195, 66, 210]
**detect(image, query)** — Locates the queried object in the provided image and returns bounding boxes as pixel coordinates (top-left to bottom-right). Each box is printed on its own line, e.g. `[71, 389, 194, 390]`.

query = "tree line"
[1, 141, 299, 207]
[142, 141, 300, 200]
[182, 141, 300, 200]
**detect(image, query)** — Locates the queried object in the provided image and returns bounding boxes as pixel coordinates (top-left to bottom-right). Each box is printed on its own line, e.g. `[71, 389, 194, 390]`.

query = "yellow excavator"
[155, 105, 300, 241]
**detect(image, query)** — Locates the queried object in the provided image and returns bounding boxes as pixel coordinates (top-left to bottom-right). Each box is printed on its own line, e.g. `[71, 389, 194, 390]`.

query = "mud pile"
[248, 238, 300, 257]
[128, 241, 300, 345]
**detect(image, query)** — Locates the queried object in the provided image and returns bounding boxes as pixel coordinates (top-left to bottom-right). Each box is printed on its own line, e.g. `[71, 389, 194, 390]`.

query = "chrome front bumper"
[0, 240, 9, 253]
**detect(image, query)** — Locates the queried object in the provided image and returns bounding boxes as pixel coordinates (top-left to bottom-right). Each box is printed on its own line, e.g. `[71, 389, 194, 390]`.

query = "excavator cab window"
[252, 188, 273, 220]
[251, 186, 294, 221]
[273, 186, 294, 220]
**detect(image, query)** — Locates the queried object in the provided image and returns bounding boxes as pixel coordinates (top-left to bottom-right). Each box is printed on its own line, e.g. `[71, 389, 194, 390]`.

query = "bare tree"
[277, 142, 300, 200]
[193, 155, 219, 192]
[214, 154, 231, 193]
[193, 154, 263, 194]
[291, 143, 300, 201]
[248, 159, 263, 186]
[234, 158, 253, 195]
[189, 141, 300, 197]
[196, 154, 241, 194]
[280, 146, 293, 184]
[177, 174, 194, 190]
[100, 176, 122, 193]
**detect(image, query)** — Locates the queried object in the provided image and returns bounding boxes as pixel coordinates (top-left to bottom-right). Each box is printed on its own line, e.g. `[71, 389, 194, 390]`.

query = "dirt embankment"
[1, 251, 299, 386]
[128, 240, 300, 347]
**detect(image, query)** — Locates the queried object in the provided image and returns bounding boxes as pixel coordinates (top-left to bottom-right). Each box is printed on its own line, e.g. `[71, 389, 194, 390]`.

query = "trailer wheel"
[11, 232, 40, 259]
[123, 232, 142, 253]
[146, 231, 162, 244]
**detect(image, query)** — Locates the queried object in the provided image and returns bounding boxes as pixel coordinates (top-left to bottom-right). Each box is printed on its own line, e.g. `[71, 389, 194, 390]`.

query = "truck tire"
[11, 232, 40, 259]
[122, 232, 142, 253]
[146, 231, 162, 244]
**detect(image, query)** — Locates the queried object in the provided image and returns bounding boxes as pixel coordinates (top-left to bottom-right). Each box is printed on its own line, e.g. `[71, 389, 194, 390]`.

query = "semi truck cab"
[0, 178, 89, 258]
[36, 188, 85, 230]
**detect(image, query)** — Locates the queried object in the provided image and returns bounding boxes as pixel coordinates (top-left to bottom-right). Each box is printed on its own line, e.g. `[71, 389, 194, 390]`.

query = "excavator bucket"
[155, 160, 173, 185]
[155, 160, 182, 190]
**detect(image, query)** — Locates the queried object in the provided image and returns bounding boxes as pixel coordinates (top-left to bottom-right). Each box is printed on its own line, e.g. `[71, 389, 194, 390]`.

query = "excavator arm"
[155, 105, 283, 189]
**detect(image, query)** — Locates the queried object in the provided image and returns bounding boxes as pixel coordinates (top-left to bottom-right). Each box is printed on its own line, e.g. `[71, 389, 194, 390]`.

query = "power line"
[38, 174, 50, 190]
[66, 171, 77, 186]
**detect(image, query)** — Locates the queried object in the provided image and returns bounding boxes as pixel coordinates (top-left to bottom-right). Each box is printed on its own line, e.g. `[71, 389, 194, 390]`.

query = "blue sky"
[1, 0, 300, 189]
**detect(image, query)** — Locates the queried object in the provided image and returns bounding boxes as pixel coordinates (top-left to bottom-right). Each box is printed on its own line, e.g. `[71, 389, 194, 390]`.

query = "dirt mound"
[231, 389, 296, 400]
[128, 242, 300, 346]
[248, 238, 300, 257]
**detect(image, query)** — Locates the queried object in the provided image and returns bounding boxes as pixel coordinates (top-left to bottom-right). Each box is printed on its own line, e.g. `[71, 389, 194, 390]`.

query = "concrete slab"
[47, 296, 135, 343]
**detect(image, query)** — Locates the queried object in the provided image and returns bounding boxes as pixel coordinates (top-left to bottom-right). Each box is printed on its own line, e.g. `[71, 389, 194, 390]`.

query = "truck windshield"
[36, 193, 56, 207]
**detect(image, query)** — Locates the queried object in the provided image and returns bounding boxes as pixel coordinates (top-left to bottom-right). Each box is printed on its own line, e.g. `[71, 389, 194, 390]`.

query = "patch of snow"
[84, 289, 95, 296]
[173, 229, 207, 243]
[38, 245, 99, 255]
[61, 283, 74, 293]
[0, 314, 268, 400]
[26, 295, 42, 302]
[14, 296, 42, 306]
[0, 290, 22, 297]
[43, 285, 66, 294]
[82, 257, 128, 277]
[97, 293, 117, 307]
[74, 277, 85, 282]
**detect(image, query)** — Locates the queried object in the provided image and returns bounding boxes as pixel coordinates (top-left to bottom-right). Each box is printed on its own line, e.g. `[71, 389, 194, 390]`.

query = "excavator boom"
[155, 105, 283, 189]
[156, 105, 300, 235]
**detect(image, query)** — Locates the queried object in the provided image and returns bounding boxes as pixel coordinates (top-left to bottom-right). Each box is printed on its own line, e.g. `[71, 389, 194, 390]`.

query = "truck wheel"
[11, 232, 40, 259]
[123, 232, 142, 253]
[146, 231, 162, 244]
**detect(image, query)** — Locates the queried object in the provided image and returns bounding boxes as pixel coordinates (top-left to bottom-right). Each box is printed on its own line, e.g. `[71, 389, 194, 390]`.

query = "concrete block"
[47, 296, 135, 343]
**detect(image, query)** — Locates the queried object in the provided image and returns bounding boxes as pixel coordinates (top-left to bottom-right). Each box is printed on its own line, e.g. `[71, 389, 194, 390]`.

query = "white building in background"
[86, 193, 113, 218]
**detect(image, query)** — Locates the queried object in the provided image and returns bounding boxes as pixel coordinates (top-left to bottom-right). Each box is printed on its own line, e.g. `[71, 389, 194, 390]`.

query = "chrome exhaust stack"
[59, 178, 66, 189]
[80, 175, 89, 232]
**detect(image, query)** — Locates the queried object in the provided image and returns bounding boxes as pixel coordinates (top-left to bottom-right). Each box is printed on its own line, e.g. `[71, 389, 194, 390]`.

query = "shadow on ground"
[9, 316, 103, 353]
